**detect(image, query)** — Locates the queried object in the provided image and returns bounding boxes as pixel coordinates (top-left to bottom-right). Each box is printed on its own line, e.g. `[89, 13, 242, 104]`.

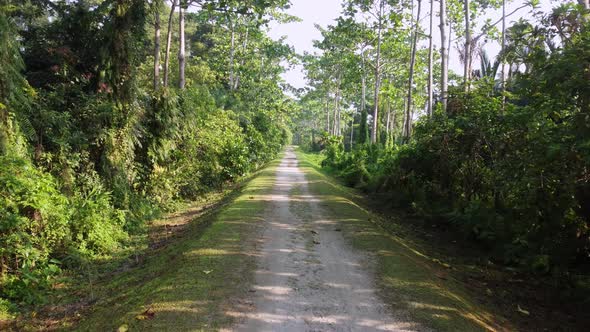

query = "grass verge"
[295, 148, 513, 332]
[12, 159, 280, 331]
[73, 159, 279, 331]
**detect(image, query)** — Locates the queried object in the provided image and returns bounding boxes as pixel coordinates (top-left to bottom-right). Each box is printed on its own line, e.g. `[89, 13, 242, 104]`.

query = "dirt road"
[70, 147, 499, 331]
[234, 148, 418, 331]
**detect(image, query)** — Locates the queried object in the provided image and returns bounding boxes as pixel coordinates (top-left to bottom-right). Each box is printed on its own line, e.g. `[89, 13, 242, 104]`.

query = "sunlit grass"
[69, 159, 281, 331]
[184, 248, 237, 256]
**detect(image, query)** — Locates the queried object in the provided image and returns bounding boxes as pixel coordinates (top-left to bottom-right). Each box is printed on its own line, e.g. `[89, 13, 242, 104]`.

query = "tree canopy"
[294, 0, 590, 275]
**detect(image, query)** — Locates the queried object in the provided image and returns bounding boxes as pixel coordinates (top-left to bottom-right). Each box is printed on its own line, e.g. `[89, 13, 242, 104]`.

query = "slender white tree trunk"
[402, 99, 408, 136]
[326, 94, 331, 134]
[391, 100, 397, 134]
[163, 0, 176, 87]
[501, 0, 506, 110]
[581, 0, 590, 22]
[229, 17, 236, 90]
[178, 2, 186, 89]
[439, 0, 448, 112]
[385, 101, 391, 134]
[427, 0, 434, 116]
[463, 0, 471, 92]
[360, 48, 368, 143]
[361, 74, 366, 115]
[361, 47, 367, 116]
[336, 88, 341, 135]
[153, 2, 161, 90]
[234, 26, 248, 90]
[371, 0, 384, 144]
[333, 97, 337, 136]
[405, 0, 422, 139]
[337, 72, 343, 135]
[350, 118, 354, 148]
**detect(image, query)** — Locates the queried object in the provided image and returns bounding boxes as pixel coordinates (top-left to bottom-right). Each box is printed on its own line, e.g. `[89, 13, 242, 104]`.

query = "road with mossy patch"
[69, 147, 510, 331]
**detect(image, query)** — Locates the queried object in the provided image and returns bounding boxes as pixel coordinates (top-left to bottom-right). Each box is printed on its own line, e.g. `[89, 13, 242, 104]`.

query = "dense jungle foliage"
[295, 1, 590, 275]
[0, 0, 293, 312]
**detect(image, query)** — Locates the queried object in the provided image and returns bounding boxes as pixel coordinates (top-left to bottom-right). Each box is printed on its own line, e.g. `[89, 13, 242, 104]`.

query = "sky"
[267, 0, 556, 90]
[267, 0, 342, 90]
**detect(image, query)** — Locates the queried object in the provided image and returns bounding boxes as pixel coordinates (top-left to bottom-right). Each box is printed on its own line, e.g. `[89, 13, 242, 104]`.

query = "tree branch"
[474, 3, 530, 41]
[451, 3, 530, 43]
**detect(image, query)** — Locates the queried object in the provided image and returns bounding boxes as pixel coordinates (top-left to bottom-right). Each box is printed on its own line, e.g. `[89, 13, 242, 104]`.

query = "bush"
[319, 81, 590, 272]
[69, 170, 127, 256]
[0, 154, 69, 303]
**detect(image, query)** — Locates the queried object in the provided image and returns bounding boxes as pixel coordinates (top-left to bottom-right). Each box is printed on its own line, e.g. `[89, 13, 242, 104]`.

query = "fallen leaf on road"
[517, 305, 530, 316]
[136, 307, 156, 320]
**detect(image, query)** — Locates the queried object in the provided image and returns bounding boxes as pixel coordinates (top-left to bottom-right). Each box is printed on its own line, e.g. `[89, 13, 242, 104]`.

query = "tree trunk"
[350, 118, 354, 148]
[463, 0, 471, 92]
[336, 73, 342, 136]
[402, 99, 408, 137]
[361, 47, 367, 141]
[427, 0, 434, 116]
[405, 0, 422, 140]
[332, 97, 336, 136]
[153, 2, 161, 90]
[361, 66, 366, 117]
[385, 101, 391, 134]
[163, 0, 176, 87]
[234, 26, 249, 90]
[326, 94, 331, 134]
[311, 126, 316, 149]
[580, 0, 590, 23]
[178, 2, 186, 89]
[371, 0, 384, 144]
[391, 100, 397, 135]
[336, 88, 341, 135]
[332, 92, 338, 136]
[228, 16, 236, 90]
[439, 0, 448, 112]
[501, 0, 506, 110]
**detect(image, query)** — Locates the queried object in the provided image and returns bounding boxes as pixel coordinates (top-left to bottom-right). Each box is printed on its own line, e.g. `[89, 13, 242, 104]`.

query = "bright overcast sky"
[267, 0, 342, 89]
[268, 0, 556, 90]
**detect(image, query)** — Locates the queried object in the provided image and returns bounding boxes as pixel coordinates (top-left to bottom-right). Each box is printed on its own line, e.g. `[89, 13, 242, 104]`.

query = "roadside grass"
[18, 159, 280, 331]
[295, 148, 512, 332]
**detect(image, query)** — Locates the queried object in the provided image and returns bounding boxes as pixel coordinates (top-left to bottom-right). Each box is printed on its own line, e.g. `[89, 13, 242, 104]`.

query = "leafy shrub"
[0, 154, 69, 303]
[320, 78, 590, 272]
[69, 169, 127, 256]
[338, 148, 371, 187]
[320, 134, 344, 168]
